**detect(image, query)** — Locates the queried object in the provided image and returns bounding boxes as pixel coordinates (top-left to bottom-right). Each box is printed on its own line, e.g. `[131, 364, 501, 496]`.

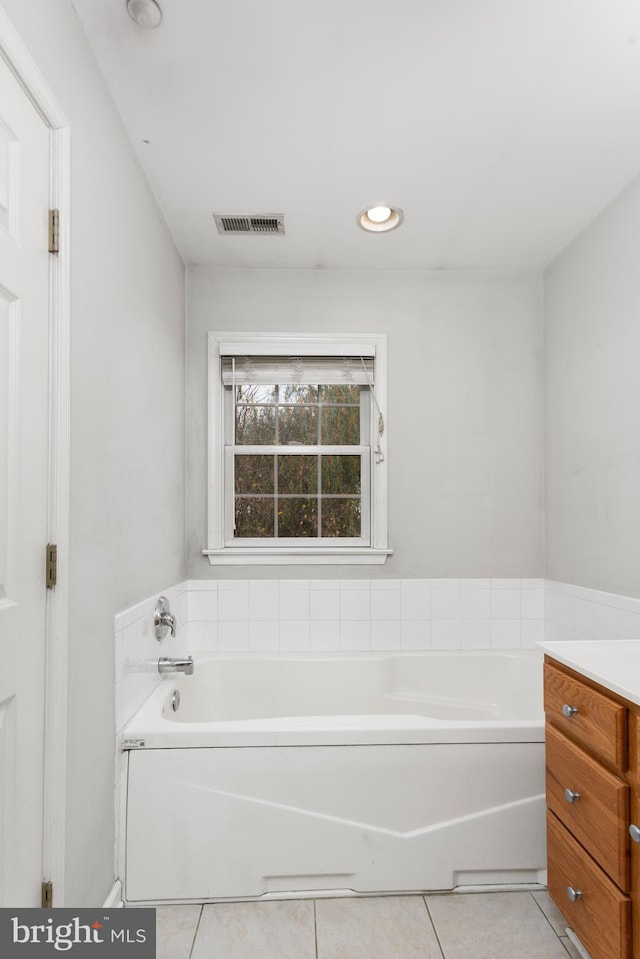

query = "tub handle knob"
[565, 788, 581, 804]
[154, 595, 177, 640]
[630, 824, 640, 843]
[566, 886, 583, 903]
[562, 704, 579, 718]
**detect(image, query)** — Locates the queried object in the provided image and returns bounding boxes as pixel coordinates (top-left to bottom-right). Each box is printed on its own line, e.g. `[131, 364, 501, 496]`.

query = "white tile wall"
[219, 620, 249, 651]
[371, 584, 401, 621]
[341, 588, 371, 621]
[280, 585, 309, 621]
[310, 620, 340, 651]
[431, 588, 460, 620]
[113, 582, 188, 735]
[157, 577, 548, 655]
[460, 588, 491, 619]
[491, 589, 520, 620]
[310, 588, 340, 621]
[340, 620, 371, 650]
[249, 582, 279, 621]
[461, 620, 492, 648]
[249, 621, 279, 652]
[544, 580, 640, 643]
[371, 620, 401, 650]
[401, 585, 430, 621]
[280, 621, 310, 651]
[401, 620, 432, 650]
[432, 620, 461, 649]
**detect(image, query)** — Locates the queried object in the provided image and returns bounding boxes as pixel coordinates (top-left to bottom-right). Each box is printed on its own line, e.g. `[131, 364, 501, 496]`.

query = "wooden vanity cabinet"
[544, 661, 627, 771]
[629, 713, 640, 959]
[544, 658, 638, 959]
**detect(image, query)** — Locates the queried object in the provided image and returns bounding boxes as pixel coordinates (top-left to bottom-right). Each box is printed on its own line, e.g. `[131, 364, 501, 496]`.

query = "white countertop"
[539, 640, 640, 707]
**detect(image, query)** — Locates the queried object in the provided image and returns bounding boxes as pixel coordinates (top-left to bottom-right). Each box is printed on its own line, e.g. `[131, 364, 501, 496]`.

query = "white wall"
[187, 268, 544, 580]
[0, 0, 185, 905]
[545, 172, 640, 599]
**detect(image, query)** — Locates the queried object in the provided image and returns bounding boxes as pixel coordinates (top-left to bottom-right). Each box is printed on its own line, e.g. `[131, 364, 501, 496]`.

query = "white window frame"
[204, 332, 391, 566]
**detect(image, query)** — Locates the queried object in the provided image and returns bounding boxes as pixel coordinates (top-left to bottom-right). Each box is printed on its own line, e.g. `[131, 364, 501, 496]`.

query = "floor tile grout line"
[421, 895, 446, 959]
[155, 892, 576, 959]
[313, 899, 319, 959]
[186, 904, 204, 959]
[529, 890, 567, 941]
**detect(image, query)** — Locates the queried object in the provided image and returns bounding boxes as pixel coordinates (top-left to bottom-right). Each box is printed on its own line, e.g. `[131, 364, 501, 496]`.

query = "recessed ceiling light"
[127, 0, 162, 28]
[367, 206, 392, 223]
[358, 205, 404, 233]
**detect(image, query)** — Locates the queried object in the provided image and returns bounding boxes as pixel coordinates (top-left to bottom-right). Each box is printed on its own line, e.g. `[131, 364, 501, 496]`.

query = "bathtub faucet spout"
[158, 656, 194, 676]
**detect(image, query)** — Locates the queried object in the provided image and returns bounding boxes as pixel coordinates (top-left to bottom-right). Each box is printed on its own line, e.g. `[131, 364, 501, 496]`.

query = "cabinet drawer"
[547, 810, 631, 959]
[546, 723, 630, 890]
[544, 661, 627, 772]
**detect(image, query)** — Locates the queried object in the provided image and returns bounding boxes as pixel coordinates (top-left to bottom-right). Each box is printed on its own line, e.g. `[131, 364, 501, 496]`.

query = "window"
[231, 378, 368, 543]
[205, 333, 390, 565]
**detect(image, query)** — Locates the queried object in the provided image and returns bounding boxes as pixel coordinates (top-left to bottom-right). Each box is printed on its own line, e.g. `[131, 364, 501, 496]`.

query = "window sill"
[202, 548, 393, 566]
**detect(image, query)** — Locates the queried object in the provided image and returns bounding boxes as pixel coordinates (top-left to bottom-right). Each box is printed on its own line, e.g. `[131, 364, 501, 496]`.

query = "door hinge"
[41, 881, 53, 908]
[48, 209, 59, 254]
[46, 544, 57, 589]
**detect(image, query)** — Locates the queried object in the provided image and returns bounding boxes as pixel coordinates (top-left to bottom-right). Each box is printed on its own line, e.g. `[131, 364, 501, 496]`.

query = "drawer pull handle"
[562, 704, 579, 718]
[564, 788, 581, 804]
[566, 886, 583, 903]
[630, 824, 640, 843]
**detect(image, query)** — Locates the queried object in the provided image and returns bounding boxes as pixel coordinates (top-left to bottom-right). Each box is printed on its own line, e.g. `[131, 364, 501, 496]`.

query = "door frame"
[0, 8, 71, 905]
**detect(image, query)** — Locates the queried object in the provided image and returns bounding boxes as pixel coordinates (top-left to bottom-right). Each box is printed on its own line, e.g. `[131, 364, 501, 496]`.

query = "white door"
[0, 51, 51, 906]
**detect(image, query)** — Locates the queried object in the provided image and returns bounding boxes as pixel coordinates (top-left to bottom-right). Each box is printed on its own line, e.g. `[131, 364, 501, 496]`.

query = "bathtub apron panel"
[125, 742, 546, 902]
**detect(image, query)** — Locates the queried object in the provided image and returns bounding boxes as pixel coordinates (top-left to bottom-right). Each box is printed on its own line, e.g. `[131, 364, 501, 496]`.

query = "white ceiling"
[71, 0, 640, 271]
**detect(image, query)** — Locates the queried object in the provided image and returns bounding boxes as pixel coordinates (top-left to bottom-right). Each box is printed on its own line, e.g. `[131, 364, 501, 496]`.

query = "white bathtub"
[123, 651, 546, 903]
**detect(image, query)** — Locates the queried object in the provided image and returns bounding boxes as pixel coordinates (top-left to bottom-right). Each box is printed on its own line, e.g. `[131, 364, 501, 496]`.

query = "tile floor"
[149, 890, 583, 959]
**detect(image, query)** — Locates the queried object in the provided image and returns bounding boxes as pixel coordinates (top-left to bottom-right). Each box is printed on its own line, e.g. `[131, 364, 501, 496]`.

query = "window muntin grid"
[226, 384, 370, 544]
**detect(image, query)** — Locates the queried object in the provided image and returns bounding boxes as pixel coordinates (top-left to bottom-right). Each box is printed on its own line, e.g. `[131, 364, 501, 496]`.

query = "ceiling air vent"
[214, 214, 285, 236]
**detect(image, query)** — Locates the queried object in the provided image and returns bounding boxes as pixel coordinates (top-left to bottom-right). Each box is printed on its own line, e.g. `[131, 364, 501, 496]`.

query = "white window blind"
[221, 355, 374, 386]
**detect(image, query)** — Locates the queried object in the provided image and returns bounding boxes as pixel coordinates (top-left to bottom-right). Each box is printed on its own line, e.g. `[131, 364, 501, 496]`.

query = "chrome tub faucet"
[157, 656, 194, 675]
[154, 595, 176, 639]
